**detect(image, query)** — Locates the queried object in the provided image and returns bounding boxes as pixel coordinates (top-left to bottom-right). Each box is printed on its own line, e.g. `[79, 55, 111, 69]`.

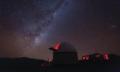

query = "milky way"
[0, 0, 65, 57]
[0, 0, 64, 35]
[0, 0, 120, 60]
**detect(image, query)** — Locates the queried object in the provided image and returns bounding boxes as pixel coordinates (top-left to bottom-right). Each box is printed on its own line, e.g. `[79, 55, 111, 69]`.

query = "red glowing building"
[49, 42, 78, 64]
[82, 53, 109, 61]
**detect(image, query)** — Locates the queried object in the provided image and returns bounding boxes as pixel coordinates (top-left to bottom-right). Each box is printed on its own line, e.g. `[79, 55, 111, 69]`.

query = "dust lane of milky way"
[0, 0, 65, 59]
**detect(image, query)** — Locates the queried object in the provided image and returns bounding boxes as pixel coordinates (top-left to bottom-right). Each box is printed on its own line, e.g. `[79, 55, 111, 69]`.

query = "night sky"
[0, 0, 120, 60]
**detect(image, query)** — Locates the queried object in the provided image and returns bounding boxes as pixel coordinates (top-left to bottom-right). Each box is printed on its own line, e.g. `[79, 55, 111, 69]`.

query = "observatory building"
[82, 53, 109, 62]
[49, 42, 78, 64]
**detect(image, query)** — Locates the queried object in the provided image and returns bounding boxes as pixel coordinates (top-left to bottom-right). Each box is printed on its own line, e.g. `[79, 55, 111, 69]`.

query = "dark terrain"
[0, 54, 120, 72]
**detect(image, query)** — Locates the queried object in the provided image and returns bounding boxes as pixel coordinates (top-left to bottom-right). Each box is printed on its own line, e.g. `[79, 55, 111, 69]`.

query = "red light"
[48, 58, 51, 62]
[82, 55, 89, 61]
[53, 42, 61, 50]
[86, 56, 89, 60]
[104, 53, 109, 60]
[82, 56, 86, 60]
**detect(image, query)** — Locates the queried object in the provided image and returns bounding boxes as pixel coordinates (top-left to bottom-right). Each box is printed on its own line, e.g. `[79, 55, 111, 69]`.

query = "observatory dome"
[49, 42, 77, 52]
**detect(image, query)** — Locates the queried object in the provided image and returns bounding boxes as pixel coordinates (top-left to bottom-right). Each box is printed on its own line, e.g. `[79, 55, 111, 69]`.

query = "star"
[111, 25, 117, 29]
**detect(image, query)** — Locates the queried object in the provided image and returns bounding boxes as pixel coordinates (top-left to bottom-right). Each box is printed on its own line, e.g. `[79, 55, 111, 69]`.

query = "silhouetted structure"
[49, 42, 78, 64]
[0, 43, 119, 72]
[0, 53, 119, 72]
[82, 53, 109, 61]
